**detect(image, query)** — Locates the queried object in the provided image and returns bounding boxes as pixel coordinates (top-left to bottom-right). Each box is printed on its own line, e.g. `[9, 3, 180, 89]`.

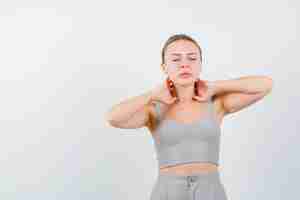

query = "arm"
[211, 75, 273, 115]
[105, 91, 154, 129]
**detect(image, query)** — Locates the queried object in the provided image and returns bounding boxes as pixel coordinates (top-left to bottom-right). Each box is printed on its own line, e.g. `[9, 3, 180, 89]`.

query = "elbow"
[107, 119, 118, 128]
[264, 76, 273, 94]
[105, 110, 125, 128]
[105, 111, 117, 126]
[106, 117, 120, 128]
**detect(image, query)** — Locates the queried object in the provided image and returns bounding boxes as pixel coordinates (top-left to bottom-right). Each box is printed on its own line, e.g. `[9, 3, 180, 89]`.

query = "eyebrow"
[171, 52, 197, 56]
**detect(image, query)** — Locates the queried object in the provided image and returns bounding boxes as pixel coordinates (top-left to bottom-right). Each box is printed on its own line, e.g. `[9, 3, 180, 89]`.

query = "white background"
[0, 0, 298, 199]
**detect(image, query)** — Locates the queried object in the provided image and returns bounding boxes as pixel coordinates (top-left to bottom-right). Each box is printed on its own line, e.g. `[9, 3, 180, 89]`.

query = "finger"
[196, 83, 206, 97]
[171, 97, 177, 103]
[198, 95, 208, 102]
[166, 97, 177, 104]
[193, 96, 205, 102]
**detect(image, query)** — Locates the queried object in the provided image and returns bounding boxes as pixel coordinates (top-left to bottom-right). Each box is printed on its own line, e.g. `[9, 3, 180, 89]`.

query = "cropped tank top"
[151, 97, 221, 168]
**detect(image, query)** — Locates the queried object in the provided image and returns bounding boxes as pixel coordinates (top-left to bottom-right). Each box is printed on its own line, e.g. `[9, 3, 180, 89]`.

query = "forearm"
[211, 75, 273, 95]
[105, 90, 153, 123]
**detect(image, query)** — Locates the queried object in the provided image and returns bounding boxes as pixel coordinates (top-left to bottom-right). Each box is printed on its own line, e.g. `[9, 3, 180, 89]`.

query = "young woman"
[106, 34, 273, 200]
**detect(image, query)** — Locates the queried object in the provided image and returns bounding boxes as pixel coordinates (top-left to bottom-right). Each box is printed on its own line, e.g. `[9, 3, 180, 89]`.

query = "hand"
[150, 81, 178, 105]
[192, 80, 216, 102]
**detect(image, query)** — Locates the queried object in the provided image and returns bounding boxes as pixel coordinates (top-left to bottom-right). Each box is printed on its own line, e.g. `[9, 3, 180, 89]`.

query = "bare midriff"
[159, 162, 218, 175]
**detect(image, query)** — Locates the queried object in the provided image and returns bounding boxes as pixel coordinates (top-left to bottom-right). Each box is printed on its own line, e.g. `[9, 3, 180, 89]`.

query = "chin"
[177, 78, 194, 86]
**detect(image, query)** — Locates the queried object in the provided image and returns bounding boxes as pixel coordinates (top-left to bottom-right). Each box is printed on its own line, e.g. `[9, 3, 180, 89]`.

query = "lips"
[179, 72, 192, 77]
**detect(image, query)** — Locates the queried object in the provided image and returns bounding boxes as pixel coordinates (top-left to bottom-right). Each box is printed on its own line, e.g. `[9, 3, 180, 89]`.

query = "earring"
[167, 77, 174, 88]
[166, 76, 178, 98]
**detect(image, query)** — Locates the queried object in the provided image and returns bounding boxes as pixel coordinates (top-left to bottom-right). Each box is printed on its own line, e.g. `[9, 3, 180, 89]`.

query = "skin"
[148, 40, 223, 175]
[106, 39, 272, 175]
[162, 39, 202, 103]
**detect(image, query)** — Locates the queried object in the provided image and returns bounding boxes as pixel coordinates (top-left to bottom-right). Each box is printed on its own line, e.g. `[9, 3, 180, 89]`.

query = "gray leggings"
[150, 170, 228, 200]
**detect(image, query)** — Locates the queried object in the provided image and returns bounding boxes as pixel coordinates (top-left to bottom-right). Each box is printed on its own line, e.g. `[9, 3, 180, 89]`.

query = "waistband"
[158, 170, 220, 182]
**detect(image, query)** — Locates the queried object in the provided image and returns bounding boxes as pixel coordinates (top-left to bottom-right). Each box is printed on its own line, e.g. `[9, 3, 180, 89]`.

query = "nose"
[180, 64, 190, 69]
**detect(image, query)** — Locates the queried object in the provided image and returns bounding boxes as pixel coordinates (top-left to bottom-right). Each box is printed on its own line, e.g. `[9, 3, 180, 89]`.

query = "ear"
[161, 64, 167, 74]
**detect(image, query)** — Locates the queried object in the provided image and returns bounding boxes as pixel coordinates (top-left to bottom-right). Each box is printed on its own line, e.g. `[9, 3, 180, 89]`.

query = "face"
[162, 40, 202, 86]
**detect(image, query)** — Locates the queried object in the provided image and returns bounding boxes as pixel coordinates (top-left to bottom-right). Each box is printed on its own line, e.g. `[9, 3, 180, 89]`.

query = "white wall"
[0, 0, 298, 199]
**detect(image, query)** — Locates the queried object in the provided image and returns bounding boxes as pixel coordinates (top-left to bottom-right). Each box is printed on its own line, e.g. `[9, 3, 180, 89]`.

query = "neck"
[175, 83, 195, 104]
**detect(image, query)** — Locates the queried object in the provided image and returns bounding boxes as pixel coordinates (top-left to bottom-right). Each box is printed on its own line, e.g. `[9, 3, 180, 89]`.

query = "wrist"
[209, 80, 224, 96]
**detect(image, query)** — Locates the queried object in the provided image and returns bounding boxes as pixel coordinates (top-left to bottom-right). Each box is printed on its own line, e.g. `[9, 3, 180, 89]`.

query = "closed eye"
[172, 58, 197, 62]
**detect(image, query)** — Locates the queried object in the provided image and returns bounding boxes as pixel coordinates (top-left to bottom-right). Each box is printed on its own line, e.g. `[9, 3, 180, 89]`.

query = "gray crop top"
[152, 97, 221, 168]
